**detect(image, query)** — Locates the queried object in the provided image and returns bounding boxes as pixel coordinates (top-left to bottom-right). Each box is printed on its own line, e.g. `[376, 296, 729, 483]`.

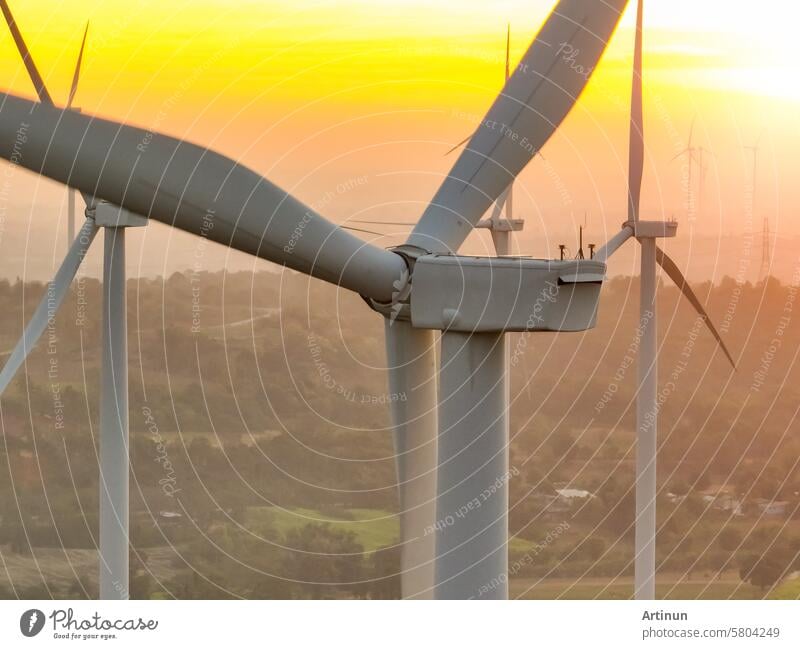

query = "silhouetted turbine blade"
[0, 219, 98, 396]
[655, 245, 736, 369]
[0, 0, 54, 104]
[627, 0, 644, 223]
[67, 21, 89, 109]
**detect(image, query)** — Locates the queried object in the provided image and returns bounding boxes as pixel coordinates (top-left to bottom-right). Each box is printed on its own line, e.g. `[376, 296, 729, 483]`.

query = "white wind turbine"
[0, 0, 148, 600]
[473, 24, 525, 257]
[593, 0, 735, 600]
[673, 118, 712, 223]
[672, 118, 697, 221]
[1, 0, 630, 601]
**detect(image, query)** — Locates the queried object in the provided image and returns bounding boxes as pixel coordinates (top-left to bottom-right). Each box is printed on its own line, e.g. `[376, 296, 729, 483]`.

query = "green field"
[510, 573, 779, 600]
[247, 506, 400, 552]
[769, 576, 800, 599]
[246, 506, 543, 555]
[244, 507, 796, 599]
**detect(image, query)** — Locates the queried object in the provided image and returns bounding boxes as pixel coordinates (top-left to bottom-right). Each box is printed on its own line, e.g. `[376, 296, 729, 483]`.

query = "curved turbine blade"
[655, 246, 736, 369]
[0, 94, 406, 303]
[409, 0, 628, 253]
[0, 0, 53, 104]
[67, 21, 89, 109]
[627, 0, 644, 223]
[0, 218, 98, 396]
[444, 133, 472, 157]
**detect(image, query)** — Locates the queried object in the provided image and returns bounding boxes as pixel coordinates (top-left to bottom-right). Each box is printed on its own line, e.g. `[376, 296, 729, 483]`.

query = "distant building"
[698, 486, 743, 516]
[753, 499, 789, 517]
[665, 492, 687, 505]
[555, 488, 594, 501]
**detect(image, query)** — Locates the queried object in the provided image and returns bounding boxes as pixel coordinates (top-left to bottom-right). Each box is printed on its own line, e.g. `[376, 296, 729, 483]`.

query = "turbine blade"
[445, 133, 472, 157]
[0, 93, 406, 303]
[0, 218, 98, 396]
[0, 0, 54, 105]
[627, 0, 644, 223]
[67, 21, 89, 109]
[409, 0, 628, 253]
[593, 225, 633, 262]
[655, 246, 736, 369]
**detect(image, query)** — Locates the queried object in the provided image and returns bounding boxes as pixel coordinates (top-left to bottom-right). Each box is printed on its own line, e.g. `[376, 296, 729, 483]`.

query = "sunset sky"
[0, 0, 797, 282]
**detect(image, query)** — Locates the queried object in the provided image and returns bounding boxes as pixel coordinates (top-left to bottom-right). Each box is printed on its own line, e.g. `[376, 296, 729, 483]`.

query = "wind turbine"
[673, 122, 713, 224]
[351, 27, 526, 598]
[0, 0, 630, 601]
[593, 0, 735, 599]
[0, 1, 148, 600]
[694, 145, 711, 221]
[672, 119, 697, 221]
[473, 24, 525, 257]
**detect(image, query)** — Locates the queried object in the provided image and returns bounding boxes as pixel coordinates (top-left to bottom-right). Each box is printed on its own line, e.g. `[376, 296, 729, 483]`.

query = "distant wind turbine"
[594, 0, 735, 600]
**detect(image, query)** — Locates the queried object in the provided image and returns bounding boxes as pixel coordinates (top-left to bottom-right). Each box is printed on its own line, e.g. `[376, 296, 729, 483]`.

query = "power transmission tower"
[760, 215, 771, 279]
[745, 139, 770, 279]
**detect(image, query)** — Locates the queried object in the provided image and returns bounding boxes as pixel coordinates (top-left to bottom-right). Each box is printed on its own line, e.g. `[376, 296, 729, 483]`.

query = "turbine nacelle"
[91, 201, 148, 228]
[631, 219, 678, 240]
[370, 252, 605, 334]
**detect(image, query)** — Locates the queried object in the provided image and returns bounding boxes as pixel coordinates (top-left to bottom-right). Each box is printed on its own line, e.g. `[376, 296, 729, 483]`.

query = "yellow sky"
[0, 0, 798, 281]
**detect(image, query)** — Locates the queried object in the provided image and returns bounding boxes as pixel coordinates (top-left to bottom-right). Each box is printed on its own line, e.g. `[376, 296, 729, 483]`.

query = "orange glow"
[0, 0, 797, 281]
